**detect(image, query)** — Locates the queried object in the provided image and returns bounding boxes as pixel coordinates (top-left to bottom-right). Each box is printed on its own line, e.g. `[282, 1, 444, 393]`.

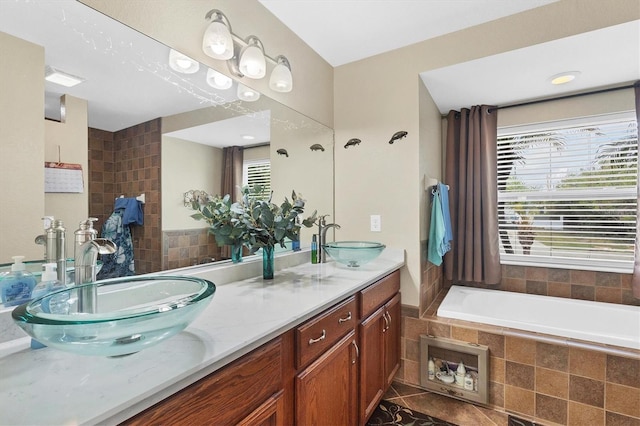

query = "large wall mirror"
[0, 0, 334, 273]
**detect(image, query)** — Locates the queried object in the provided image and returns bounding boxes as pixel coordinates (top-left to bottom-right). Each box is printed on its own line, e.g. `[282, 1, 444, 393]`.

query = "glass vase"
[262, 244, 275, 280]
[231, 242, 243, 264]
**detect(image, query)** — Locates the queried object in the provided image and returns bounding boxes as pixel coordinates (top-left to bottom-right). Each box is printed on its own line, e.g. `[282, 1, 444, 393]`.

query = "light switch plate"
[370, 215, 381, 232]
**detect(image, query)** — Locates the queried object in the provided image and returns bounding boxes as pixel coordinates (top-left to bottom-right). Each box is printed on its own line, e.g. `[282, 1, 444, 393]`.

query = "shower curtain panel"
[444, 105, 501, 286]
[220, 146, 243, 260]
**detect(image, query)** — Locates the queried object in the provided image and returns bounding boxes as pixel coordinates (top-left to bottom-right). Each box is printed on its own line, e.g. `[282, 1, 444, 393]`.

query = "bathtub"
[437, 285, 640, 350]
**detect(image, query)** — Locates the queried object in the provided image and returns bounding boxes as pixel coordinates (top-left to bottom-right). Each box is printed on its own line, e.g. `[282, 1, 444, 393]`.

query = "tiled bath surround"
[88, 118, 162, 274]
[162, 228, 221, 270]
[402, 255, 640, 425]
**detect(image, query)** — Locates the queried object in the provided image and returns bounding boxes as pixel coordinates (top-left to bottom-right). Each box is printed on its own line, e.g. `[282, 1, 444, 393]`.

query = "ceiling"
[258, 0, 559, 67]
[260, 0, 639, 113]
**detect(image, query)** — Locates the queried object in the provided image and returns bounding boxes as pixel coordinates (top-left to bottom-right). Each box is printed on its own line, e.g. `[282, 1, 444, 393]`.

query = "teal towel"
[428, 192, 446, 266]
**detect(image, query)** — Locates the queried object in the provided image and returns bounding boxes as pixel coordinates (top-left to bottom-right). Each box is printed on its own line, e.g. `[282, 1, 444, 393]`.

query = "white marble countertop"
[0, 248, 404, 425]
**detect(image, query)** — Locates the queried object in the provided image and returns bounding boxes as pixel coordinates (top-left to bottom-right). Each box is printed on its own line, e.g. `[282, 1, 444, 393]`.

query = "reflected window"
[243, 159, 271, 199]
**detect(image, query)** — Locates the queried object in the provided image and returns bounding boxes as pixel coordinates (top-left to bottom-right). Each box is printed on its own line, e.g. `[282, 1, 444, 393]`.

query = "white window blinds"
[243, 159, 271, 199]
[497, 113, 638, 272]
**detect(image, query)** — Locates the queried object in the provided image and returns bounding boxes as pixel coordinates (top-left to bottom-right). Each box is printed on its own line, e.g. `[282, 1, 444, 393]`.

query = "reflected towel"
[438, 182, 453, 253]
[428, 191, 446, 266]
[114, 197, 144, 225]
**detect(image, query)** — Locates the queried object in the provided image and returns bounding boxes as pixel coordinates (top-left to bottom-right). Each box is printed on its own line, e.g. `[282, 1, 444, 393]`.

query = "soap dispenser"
[30, 263, 68, 349]
[1, 256, 37, 307]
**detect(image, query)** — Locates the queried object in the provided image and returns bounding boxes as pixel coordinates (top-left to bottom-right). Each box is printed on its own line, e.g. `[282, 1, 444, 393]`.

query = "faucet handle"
[318, 214, 330, 225]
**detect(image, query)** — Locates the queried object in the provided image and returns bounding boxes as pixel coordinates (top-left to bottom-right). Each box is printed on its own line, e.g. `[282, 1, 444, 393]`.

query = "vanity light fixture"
[202, 10, 234, 60]
[45, 66, 85, 87]
[237, 83, 260, 102]
[169, 49, 200, 74]
[549, 71, 580, 85]
[202, 8, 293, 93]
[206, 68, 233, 90]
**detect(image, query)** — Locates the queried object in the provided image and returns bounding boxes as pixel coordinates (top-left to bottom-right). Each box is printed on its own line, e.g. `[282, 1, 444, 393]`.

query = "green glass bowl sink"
[322, 241, 386, 267]
[12, 275, 215, 357]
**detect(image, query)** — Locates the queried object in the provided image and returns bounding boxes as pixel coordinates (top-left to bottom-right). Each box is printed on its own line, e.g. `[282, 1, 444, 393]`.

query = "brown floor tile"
[386, 381, 509, 425]
[401, 391, 504, 426]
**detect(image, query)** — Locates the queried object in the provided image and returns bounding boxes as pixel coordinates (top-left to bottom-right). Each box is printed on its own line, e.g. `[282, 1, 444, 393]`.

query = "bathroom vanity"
[0, 248, 404, 425]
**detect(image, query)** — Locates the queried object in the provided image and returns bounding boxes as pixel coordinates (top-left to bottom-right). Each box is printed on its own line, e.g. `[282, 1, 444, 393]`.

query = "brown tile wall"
[88, 118, 162, 275]
[399, 310, 640, 426]
[162, 229, 221, 270]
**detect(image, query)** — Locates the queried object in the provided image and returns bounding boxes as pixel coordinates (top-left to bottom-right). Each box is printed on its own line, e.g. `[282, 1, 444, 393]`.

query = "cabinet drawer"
[360, 271, 400, 319]
[296, 296, 357, 368]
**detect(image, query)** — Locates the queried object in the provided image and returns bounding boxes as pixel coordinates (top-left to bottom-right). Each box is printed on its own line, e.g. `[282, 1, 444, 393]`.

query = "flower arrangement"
[184, 185, 316, 253]
[238, 185, 317, 252]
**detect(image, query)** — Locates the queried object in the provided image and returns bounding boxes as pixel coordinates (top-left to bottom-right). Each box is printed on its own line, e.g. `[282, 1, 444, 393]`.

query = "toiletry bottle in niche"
[428, 357, 435, 380]
[455, 361, 466, 386]
[30, 263, 69, 349]
[1, 256, 37, 307]
[464, 373, 474, 390]
[311, 234, 318, 264]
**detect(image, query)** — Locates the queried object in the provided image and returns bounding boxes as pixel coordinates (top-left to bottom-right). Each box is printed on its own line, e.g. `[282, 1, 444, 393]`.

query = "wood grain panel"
[123, 338, 284, 425]
[359, 270, 400, 318]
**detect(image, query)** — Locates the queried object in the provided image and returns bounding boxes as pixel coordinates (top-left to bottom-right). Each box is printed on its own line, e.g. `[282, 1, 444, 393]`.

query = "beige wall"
[44, 95, 89, 258]
[334, 0, 640, 308]
[0, 32, 45, 263]
[79, 0, 334, 128]
[76, 0, 640, 308]
[161, 136, 223, 231]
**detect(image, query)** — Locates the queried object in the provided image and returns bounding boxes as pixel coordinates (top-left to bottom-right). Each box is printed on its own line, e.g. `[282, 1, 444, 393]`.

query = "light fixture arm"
[205, 9, 232, 33]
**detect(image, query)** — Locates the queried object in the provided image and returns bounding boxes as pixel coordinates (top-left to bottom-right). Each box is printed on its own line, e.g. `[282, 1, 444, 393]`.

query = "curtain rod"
[488, 83, 636, 113]
[240, 142, 269, 150]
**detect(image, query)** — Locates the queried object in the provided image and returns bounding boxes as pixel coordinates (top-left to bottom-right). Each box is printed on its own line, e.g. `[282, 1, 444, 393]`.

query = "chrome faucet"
[73, 219, 116, 313]
[318, 215, 341, 263]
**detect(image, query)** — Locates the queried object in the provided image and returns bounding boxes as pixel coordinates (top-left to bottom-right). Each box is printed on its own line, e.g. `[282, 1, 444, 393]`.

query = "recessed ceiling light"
[549, 71, 580, 85]
[241, 134, 255, 140]
[45, 66, 85, 87]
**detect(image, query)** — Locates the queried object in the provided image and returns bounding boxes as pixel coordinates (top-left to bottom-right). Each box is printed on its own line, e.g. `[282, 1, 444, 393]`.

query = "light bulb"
[202, 20, 234, 60]
[269, 59, 293, 93]
[238, 40, 266, 79]
[206, 69, 233, 90]
[237, 83, 260, 102]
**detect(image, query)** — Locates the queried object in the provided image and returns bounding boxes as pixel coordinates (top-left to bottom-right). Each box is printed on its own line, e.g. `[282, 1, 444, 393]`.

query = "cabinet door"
[384, 293, 401, 387]
[359, 306, 385, 424]
[237, 390, 284, 426]
[296, 331, 357, 426]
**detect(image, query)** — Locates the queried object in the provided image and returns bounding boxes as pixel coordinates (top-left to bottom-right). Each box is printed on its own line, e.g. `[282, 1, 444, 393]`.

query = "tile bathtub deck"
[383, 381, 510, 426]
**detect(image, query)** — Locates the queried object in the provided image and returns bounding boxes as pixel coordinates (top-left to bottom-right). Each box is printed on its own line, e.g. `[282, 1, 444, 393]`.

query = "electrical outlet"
[370, 215, 381, 232]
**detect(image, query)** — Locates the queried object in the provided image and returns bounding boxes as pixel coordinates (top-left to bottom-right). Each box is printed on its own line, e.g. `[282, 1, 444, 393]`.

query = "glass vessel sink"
[322, 241, 386, 267]
[12, 275, 215, 357]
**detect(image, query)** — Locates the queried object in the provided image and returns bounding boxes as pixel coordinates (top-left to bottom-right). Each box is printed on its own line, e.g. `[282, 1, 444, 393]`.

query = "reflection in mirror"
[0, 0, 334, 273]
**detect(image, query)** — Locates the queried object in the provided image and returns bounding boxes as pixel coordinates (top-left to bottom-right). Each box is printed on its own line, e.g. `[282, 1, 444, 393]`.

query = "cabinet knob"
[338, 311, 352, 323]
[308, 329, 326, 345]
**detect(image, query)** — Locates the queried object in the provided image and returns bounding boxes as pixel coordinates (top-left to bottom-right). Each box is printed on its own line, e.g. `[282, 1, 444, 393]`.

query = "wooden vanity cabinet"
[294, 296, 358, 426]
[358, 271, 401, 425]
[122, 336, 290, 426]
[122, 269, 401, 426]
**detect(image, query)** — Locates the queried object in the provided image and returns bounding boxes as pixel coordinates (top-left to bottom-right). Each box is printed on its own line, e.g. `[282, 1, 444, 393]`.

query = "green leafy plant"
[185, 186, 316, 251]
[238, 185, 317, 251]
[185, 190, 248, 247]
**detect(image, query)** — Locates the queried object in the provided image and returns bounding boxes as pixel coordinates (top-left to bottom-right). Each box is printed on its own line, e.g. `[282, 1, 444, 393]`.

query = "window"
[243, 158, 271, 199]
[497, 112, 638, 273]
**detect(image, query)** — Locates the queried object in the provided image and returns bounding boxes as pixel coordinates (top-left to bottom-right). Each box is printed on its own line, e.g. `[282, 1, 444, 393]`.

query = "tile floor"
[383, 381, 511, 426]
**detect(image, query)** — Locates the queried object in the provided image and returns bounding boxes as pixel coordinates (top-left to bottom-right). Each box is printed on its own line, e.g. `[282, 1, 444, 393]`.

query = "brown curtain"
[444, 105, 501, 285]
[633, 81, 640, 298]
[220, 146, 243, 258]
